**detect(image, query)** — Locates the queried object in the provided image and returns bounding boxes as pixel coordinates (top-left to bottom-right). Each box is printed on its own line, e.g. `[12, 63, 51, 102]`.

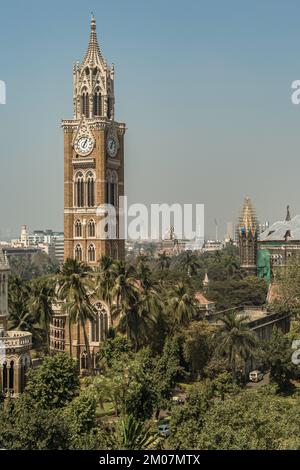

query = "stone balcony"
[1, 330, 32, 351]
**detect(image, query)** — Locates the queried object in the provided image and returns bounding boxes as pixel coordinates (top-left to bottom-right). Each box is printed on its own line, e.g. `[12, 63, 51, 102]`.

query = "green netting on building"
[257, 249, 271, 285]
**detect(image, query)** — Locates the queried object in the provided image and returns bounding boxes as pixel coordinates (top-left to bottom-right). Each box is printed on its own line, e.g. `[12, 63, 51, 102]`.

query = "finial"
[91, 13, 96, 31]
[286, 205, 291, 222]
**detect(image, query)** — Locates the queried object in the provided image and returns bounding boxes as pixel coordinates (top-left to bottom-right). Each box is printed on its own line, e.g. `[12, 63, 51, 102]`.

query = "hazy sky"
[1, 0, 300, 239]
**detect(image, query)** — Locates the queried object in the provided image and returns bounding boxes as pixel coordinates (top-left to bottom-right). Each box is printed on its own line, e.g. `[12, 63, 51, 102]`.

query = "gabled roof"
[260, 214, 300, 242]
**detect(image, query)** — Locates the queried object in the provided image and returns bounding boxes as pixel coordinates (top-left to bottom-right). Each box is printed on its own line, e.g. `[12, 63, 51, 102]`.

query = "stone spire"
[73, 15, 115, 120]
[82, 14, 105, 69]
[285, 205, 291, 222]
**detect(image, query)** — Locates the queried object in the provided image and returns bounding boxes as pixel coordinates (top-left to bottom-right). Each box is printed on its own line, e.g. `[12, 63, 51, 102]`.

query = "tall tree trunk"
[68, 317, 73, 358]
[82, 321, 92, 373]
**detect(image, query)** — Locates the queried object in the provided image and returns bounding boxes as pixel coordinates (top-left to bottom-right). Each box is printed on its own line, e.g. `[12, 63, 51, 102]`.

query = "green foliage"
[198, 390, 300, 450]
[113, 415, 160, 450]
[25, 353, 80, 409]
[8, 252, 59, 280]
[263, 328, 296, 391]
[182, 320, 216, 377]
[88, 349, 156, 421]
[169, 382, 211, 449]
[152, 335, 184, 412]
[97, 336, 132, 369]
[0, 395, 70, 450]
[208, 276, 267, 310]
[216, 311, 258, 382]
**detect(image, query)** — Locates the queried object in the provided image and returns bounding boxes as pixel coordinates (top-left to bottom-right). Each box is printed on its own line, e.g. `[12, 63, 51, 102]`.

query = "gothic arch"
[81, 86, 89, 117]
[90, 301, 110, 343]
[93, 86, 102, 116]
[86, 171, 95, 207]
[87, 219, 96, 238]
[75, 219, 82, 238]
[74, 172, 85, 208]
[75, 244, 83, 262]
[88, 244, 96, 263]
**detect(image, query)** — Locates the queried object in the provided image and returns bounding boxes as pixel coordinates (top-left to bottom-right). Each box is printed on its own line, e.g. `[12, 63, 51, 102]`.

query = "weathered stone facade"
[0, 250, 32, 397]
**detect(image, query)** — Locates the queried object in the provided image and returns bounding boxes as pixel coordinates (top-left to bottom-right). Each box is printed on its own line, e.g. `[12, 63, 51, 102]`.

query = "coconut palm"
[168, 282, 197, 327]
[28, 278, 55, 352]
[217, 311, 258, 382]
[113, 292, 157, 352]
[157, 252, 171, 272]
[115, 415, 160, 450]
[95, 256, 115, 311]
[57, 259, 92, 361]
[111, 261, 137, 310]
[180, 250, 200, 276]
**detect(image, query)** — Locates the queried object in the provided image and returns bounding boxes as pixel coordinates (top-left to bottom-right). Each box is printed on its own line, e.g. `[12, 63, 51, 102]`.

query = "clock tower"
[62, 15, 126, 265]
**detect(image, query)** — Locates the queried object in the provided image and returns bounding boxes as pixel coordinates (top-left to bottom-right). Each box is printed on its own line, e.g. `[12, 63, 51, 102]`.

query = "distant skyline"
[1, 0, 300, 239]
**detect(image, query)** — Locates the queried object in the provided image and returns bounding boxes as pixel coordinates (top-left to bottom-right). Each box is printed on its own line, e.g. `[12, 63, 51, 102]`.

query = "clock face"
[107, 137, 117, 157]
[75, 136, 94, 156]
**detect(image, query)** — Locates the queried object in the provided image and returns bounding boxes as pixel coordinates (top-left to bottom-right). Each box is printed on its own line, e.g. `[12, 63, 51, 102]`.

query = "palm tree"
[111, 261, 137, 310]
[28, 278, 55, 352]
[95, 256, 115, 315]
[217, 311, 258, 382]
[57, 259, 93, 363]
[64, 290, 96, 372]
[115, 415, 160, 450]
[180, 250, 200, 276]
[157, 252, 171, 272]
[168, 282, 197, 327]
[113, 292, 157, 352]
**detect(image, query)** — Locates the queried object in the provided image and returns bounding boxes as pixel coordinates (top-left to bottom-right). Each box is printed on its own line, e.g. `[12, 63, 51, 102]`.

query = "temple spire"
[285, 205, 291, 222]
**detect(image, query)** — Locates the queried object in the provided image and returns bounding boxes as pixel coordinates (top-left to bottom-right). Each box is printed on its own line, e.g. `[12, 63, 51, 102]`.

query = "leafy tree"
[169, 382, 211, 449]
[208, 276, 267, 310]
[197, 389, 300, 450]
[0, 394, 70, 450]
[182, 321, 216, 377]
[25, 353, 79, 409]
[152, 335, 184, 414]
[263, 328, 296, 391]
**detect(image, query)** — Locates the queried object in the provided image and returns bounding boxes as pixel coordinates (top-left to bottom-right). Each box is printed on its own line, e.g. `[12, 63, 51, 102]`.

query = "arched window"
[88, 219, 96, 238]
[110, 171, 118, 207]
[105, 170, 118, 207]
[81, 352, 88, 370]
[90, 302, 109, 343]
[81, 87, 89, 117]
[2, 362, 7, 390]
[88, 244, 96, 262]
[75, 172, 84, 207]
[93, 86, 102, 116]
[87, 171, 95, 207]
[75, 220, 82, 237]
[75, 244, 83, 262]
